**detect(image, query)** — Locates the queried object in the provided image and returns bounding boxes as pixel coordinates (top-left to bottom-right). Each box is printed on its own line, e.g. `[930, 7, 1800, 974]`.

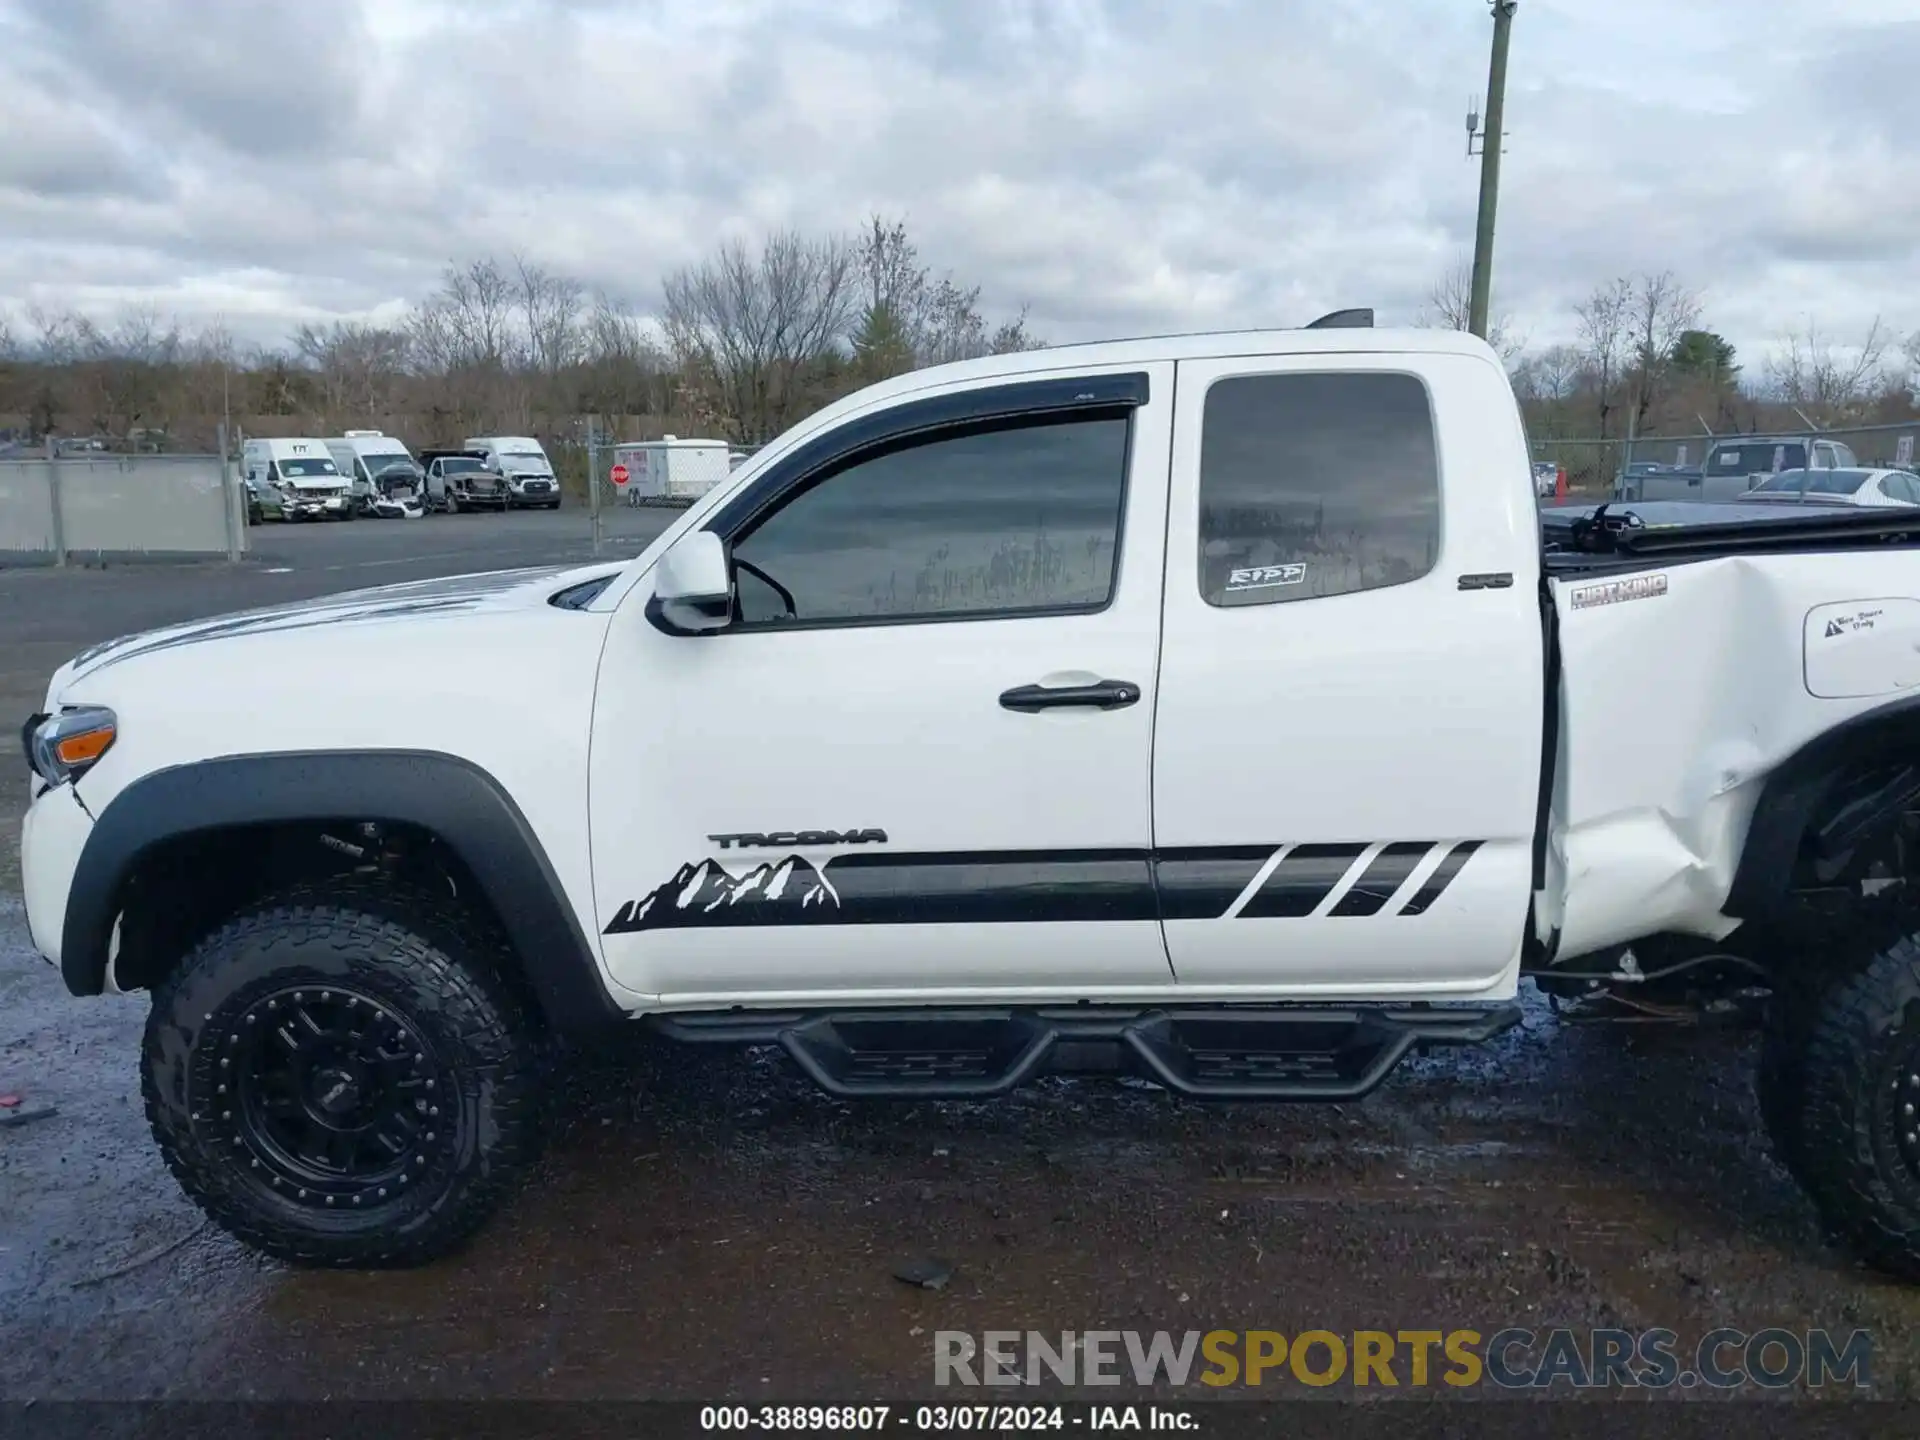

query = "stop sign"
[609, 463, 629, 486]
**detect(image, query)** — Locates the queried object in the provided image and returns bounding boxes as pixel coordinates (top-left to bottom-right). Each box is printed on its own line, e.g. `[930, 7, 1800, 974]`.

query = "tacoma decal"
[708, 829, 889, 850]
[1569, 573, 1669, 610]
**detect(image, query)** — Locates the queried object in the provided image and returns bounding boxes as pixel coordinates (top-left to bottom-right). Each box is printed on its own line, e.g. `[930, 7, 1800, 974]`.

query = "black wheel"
[247, 502, 261, 526]
[142, 881, 544, 1269]
[1784, 924, 1920, 1279]
[447, 492, 461, 514]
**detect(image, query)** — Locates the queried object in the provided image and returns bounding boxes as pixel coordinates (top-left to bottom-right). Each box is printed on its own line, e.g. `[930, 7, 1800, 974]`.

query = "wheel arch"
[1726, 693, 1920, 921]
[62, 749, 624, 1033]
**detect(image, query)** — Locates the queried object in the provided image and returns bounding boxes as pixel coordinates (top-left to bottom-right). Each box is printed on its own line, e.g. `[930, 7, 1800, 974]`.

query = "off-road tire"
[1756, 894, 1913, 1206]
[1788, 929, 1920, 1280]
[142, 879, 544, 1269]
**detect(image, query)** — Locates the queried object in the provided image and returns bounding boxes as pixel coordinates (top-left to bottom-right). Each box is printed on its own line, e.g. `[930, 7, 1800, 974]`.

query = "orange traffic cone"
[1555, 466, 1568, 502]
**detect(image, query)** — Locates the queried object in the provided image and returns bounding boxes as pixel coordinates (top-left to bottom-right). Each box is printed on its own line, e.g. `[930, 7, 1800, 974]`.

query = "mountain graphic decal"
[603, 855, 841, 934]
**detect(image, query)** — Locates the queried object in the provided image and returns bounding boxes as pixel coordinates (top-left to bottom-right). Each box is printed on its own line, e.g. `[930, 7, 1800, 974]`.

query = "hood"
[54, 561, 625, 690]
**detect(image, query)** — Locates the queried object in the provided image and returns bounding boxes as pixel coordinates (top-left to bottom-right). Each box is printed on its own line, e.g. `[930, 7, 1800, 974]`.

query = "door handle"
[999, 679, 1142, 712]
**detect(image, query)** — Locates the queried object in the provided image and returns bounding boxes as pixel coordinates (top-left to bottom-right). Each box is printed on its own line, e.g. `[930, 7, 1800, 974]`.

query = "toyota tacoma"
[21, 321, 1920, 1273]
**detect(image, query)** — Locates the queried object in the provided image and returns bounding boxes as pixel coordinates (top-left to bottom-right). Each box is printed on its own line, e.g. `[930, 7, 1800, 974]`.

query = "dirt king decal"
[1569, 573, 1669, 610]
[707, 829, 889, 850]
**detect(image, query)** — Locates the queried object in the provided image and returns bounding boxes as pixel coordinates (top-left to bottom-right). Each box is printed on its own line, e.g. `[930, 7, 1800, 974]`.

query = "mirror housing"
[646, 530, 733, 635]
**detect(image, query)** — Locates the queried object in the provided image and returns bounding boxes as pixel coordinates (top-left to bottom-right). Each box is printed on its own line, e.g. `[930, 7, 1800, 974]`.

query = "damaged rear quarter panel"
[1549, 550, 1920, 959]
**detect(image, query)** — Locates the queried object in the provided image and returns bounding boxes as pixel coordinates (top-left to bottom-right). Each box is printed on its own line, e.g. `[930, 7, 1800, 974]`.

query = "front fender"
[60, 749, 625, 1032]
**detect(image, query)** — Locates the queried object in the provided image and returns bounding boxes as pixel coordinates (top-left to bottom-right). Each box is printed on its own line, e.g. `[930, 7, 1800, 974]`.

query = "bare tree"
[854, 215, 1044, 377]
[0, 312, 17, 361]
[663, 230, 858, 442]
[1510, 344, 1584, 405]
[293, 320, 411, 420]
[1904, 328, 1920, 405]
[515, 255, 583, 377]
[27, 305, 85, 364]
[1625, 271, 1703, 430]
[1421, 258, 1521, 362]
[433, 258, 519, 370]
[1765, 317, 1892, 425]
[580, 292, 671, 417]
[1575, 277, 1634, 438]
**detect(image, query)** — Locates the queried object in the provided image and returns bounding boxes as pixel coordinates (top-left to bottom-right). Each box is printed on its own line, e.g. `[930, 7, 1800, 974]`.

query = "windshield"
[277, 458, 339, 478]
[365, 452, 413, 471]
[503, 450, 550, 469]
[1749, 468, 1870, 496]
[1711, 442, 1806, 476]
[440, 457, 484, 474]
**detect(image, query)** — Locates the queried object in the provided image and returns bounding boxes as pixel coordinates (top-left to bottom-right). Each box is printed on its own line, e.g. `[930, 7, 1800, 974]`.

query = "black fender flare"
[1725, 693, 1920, 920]
[61, 750, 624, 1032]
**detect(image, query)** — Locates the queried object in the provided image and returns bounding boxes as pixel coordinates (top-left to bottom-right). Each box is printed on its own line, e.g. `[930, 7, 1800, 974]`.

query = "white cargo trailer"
[614, 437, 732, 505]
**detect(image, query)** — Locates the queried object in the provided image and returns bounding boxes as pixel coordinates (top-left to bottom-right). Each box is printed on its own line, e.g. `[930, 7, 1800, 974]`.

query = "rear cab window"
[1196, 372, 1441, 607]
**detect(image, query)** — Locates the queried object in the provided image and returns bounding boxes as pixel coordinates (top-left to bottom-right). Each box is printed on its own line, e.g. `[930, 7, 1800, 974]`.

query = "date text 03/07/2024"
[697, 1406, 1195, 1432]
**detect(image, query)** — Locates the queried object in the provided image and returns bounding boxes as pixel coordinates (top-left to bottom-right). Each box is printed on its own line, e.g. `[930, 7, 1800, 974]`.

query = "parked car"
[1741, 467, 1920, 509]
[242, 473, 287, 525]
[419, 449, 512, 513]
[1531, 460, 1561, 498]
[463, 435, 561, 509]
[1624, 435, 1859, 502]
[26, 322, 1920, 1281]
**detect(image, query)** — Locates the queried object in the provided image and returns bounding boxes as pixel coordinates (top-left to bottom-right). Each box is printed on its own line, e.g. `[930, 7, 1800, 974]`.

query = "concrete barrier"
[0, 453, 246, 563]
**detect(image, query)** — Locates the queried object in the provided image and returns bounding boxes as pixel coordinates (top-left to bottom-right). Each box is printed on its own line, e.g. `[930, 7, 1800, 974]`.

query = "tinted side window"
[1197, 373, 1440, 608]
[730, 413, 1130, 627]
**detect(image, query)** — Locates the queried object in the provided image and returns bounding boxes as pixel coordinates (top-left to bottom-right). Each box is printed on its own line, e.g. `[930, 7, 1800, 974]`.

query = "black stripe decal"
[1151, 846, 1277, 921]
[604, 849, 1157, 933]
[603, 841, 1489, 933]
[1330, 843, 1436, 917]
[1397, 842, 1483, 916]
[1238, 844, 1368, 919]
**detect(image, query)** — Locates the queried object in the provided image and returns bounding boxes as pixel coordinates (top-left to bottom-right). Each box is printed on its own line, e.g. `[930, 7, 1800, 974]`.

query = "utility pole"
[1467, 0, 1518, 340]
[586, 415, 603, 559]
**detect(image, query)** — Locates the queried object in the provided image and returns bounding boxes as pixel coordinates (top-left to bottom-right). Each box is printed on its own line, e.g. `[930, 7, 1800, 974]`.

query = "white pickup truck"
[21, 323, 1920, 1274]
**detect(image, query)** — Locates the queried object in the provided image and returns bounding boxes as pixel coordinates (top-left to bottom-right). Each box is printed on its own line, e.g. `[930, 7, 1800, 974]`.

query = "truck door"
[1152, 352, 1543, 996]
[589, 366, 1176, 1002]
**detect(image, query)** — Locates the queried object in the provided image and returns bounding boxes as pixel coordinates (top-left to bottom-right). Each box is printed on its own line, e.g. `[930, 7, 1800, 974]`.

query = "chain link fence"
[1531, 419, 1920, 501]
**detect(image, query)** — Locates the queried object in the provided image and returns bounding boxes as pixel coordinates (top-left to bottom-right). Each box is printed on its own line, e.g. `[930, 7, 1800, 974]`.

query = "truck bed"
[1538, 499, 1920, 962]
[1540, 499, 1920, 571]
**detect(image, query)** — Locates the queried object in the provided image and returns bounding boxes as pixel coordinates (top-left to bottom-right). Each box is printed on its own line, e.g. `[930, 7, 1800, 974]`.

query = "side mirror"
[646, 530, 733, 635]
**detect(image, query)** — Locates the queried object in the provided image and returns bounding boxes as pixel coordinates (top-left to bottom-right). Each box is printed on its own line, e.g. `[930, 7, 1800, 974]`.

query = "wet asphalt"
[3, 508, 1918, 1404]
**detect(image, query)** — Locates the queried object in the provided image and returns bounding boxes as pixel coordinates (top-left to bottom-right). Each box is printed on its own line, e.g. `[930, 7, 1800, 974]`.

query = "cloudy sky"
[2, 0, 1915, 364]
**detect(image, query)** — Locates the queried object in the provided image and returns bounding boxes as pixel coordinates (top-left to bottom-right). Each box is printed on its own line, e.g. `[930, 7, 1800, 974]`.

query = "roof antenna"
[1306, 308, 1374, 329]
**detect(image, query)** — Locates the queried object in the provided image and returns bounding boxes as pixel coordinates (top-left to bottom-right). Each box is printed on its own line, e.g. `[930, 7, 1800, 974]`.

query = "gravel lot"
[2, 511, 1916, 1405]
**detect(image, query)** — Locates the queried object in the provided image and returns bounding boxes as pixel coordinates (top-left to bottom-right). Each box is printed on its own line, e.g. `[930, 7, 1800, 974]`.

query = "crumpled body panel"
[1546, 549, 1920, 959]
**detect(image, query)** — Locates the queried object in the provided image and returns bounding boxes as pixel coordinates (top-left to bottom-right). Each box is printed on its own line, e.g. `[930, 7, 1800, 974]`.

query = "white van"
[241, 438, 353, 522]
[462, 436, 560, 509]
[324, 431, 421, 513]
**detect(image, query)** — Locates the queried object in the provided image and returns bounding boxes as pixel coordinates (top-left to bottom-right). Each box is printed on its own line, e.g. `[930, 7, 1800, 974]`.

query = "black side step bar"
[650, 1003, 1520, 1101]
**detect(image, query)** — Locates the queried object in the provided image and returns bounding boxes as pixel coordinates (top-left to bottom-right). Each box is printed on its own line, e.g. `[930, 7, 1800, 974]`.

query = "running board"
[650, 1003, 1520, 1100]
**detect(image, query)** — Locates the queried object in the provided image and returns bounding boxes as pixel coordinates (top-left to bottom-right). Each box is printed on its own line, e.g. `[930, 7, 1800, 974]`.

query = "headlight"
[25, 706, 117, 786]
